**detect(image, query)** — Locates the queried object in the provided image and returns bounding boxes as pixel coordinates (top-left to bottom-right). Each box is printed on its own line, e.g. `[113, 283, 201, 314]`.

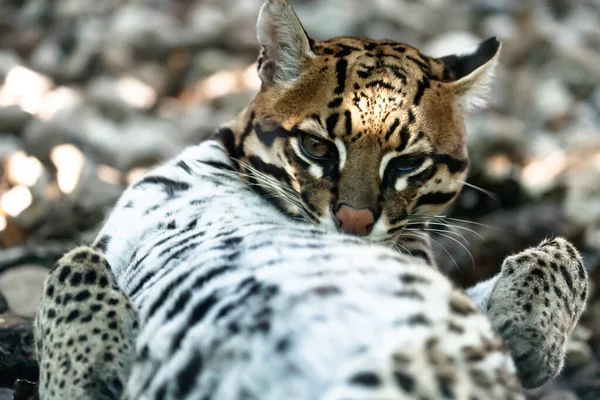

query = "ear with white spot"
[437, 37, 501, 112]
[256, 0, 314, 86]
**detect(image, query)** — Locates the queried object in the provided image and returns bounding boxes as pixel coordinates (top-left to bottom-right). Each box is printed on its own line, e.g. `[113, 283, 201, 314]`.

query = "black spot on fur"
[71, 251, 88, 263]
[58, 267, 71, 283]
[559, 265, 574, 291]
[84, 270, 97, 285]
[70, 272, 82, 286]
[66, 310, 80, 323]
[349, 372, 382, 387]
[74, 290, 91, 302]
[394, 371, 415, 393]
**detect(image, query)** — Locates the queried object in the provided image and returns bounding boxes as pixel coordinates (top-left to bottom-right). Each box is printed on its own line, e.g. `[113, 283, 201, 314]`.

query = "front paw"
[486, 238, 588, 388]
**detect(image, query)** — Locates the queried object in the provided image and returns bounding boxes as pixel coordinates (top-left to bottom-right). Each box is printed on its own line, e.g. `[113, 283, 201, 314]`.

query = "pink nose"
[334, 204, 374, 236]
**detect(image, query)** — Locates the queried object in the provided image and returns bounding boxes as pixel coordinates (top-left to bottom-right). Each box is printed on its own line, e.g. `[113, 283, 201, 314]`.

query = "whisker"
[429, 230, 474, 269]
[400, 232, 460, 274]
[455, 179, 500, 204]
[405, 221, 485, 240]
[435, 216, 497, 230]
[405, 227, 470, 246]
[390, 240, 411, 256]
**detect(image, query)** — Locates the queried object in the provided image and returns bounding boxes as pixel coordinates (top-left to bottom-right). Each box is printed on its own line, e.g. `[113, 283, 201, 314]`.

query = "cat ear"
[256, 0, 314, 86]
[437, 37, 501, 111]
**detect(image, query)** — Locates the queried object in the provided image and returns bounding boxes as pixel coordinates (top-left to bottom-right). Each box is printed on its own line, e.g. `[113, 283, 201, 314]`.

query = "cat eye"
[390, 155, 422, 174]
[300, 135, 335, 160]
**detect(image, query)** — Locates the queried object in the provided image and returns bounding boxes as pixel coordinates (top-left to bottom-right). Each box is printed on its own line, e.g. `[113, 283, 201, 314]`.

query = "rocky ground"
[0, 0, 599, 398]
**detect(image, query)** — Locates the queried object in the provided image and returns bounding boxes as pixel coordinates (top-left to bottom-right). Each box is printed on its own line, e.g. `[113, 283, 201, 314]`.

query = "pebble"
[0, 265, 48, 317]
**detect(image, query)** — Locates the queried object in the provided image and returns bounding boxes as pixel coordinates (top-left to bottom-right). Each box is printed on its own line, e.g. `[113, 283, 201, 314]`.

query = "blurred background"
[0, 0, 598, 398]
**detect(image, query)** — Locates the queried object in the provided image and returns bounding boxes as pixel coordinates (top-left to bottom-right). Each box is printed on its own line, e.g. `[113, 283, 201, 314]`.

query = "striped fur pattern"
[35, 140, 587, 399]
[33, 1, 589, 398]
[219, 0, 501, 241]
[94, 140, 522, 399]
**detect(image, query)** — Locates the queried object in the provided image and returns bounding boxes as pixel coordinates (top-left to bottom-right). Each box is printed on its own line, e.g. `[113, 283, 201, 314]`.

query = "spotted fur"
[34, 1, 588, 399]
[34, 140, 588, 400]
[34, 247, 137, 400]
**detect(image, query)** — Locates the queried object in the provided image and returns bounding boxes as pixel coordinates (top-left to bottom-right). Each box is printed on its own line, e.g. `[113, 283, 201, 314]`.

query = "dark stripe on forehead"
[366, 80, 396, 91]
[384, 64, 407, 84]
[413, 77, 430, 106]
[406, 55, 429, 72]
[335, 44, 360, 57]
[326, 113, 340, 139]
[328, 97, 343, 108]
[344, 110, 352, 137]
[433, 154, 469, 174]
[407, 109, 415, 125]
[415, 191, 457, 208]
[334, 59, 348, 94]
[385, 118, 400, 141]
[396, 124, 410, 151]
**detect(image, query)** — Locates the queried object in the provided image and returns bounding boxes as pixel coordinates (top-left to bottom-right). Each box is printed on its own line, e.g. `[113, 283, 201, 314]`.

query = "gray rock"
[481, 14, 519, 41]
[0, 135, 23, 162]
[0, 106, 32, 135]
[116, 117, 185, 171]
[422, 32, 482, 58]
[0, 50, 22, 80]
[0, 388, 13, 400]
[189, 50, 249, 82]
[539, 390, 580, 400]
[22, 106, 122, 167]
[533, 78, 574, 123]
[565, 340, 593, 369]
[0, 265, 48, 317]
[106, 4, 188, 57]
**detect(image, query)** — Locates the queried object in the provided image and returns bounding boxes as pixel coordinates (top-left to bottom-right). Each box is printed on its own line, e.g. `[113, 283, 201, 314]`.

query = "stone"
[0, 265, 48, 317]
[0, 135, 23, 162]
[0, 312, 37, 387]
[533, 78, 575, 123]
[422, 32, 482, 58]
[116, 117, 185, 171]
[0, 106, 32, 135]
[539, 390, 579, 400]
[481, 14, 519, 41]
[0, 50, 22, 80]
[0, 388, 14, 400]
